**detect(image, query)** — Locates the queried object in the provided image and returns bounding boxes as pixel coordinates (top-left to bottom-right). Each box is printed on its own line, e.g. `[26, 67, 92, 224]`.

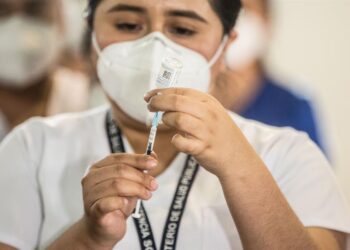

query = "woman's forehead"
[4, 0, 55, 6]
[99, 0, 215, 17]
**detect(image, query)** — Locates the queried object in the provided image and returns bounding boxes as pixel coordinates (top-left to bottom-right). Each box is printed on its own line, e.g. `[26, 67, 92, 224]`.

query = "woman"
[0, 0, 349, 249]
[211, 0, 327, 154]
[0, 0, 90, 142]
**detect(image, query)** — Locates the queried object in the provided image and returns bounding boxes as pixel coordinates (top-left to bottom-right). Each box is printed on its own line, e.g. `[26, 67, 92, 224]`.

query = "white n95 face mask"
[225, 11, 268, 70]
[93, 32, 227, 125]
[0, 15, 61, 88]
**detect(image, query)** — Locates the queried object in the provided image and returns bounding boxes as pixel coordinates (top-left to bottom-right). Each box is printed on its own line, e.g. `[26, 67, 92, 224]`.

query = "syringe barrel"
[148, 126, 158, 144]
[146, 126, 158, 155]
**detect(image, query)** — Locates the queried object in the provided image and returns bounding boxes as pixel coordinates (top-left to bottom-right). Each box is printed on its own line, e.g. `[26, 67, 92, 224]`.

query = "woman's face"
[92, 0, 233, 80]
[0, 0, 63, 26]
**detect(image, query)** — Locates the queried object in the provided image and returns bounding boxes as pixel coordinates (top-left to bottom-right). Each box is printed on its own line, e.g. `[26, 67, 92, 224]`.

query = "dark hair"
[85, 0, 241, 34]
[261, 0, 271, 18]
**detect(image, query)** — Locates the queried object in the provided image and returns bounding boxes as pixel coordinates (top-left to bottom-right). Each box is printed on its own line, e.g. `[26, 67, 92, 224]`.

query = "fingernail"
[147, 159, 157, 168]
[144, 92, 151, 99]
[123, 198, 128, 206]
[150, 179, 158, 190]
[145, 190, 152, 199]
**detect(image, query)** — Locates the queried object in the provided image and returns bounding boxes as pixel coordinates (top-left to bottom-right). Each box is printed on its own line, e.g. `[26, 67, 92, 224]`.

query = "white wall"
[265, 0, 350, 200]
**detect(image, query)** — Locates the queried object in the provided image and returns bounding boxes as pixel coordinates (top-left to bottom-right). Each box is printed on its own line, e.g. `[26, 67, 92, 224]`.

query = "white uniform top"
[0, 112, 9, 142]
[0, 106, 349, 250]
[0, 67, 90, 143]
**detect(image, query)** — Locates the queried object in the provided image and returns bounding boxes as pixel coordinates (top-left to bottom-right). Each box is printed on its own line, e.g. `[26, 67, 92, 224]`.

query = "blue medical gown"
[241, 76, 325, 154]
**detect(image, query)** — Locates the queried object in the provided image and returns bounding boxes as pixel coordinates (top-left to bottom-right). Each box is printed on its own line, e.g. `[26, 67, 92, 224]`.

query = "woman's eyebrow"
[166, 9, 208, 24]
[106, 4, 208, 24]
[107, 4, 146, 14]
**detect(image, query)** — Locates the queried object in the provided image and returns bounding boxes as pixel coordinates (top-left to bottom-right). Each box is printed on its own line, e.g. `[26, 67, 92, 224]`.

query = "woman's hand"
[145, 88, 255, 179]
[80, 153, 159, 248]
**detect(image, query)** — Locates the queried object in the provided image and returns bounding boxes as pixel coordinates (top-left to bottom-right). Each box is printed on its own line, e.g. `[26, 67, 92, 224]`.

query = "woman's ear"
[217, 30, 238, 72]
[223, 30, 238, 53]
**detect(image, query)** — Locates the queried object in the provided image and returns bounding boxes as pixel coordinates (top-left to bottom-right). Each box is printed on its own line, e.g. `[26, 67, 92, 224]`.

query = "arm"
[308, 228, 346, 250]
[146, 87, 347, 250]
[219, 150, 345, 249]
[47, 218, 111, 250]
[0, 125, 43, 249]
[0, 243, 16, 250]
[0, 221, 103, 250]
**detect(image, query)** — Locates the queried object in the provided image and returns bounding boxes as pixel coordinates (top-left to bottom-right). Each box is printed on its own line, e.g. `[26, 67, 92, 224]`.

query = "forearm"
[47, 218, 114, 250]
[219, 150, 318, 250]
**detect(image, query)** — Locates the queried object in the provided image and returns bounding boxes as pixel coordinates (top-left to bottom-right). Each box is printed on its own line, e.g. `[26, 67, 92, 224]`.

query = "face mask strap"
[91, 32, 101, 55]
[92, 32, 112, 67]
[207, 35, 229, 68]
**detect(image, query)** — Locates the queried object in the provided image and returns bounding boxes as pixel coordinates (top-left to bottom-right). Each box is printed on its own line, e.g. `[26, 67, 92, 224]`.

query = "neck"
[212, 61, 264, 113]
[232, 62, 264, 112]
[111, 103, 179, 177]
[0, 76, 52, 129]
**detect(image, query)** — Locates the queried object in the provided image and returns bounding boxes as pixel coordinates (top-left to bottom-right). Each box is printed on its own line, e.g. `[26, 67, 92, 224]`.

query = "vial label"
[156, 67, 176, 88]
[162, 70, 172, 80]
[156, 57, 182, 88]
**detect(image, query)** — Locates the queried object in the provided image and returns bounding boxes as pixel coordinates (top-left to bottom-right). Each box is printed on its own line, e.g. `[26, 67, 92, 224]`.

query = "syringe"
[132, 57, 183, 219]
[146, 112, 162, 155]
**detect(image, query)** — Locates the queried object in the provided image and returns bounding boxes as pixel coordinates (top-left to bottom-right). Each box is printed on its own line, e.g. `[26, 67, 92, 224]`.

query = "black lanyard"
[106, 111, 199, 250]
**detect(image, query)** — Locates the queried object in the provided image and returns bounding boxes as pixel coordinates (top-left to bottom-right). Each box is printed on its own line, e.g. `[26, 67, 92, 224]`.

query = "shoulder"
[263, 77, 313, 108]
[0, 106, 109, 161]
[36, 105, 108, 127]
[17, 105, 109, 136]
[231, 111, 309, 145]
[229, 111, 327, 171]
[245, 76, 318, 126]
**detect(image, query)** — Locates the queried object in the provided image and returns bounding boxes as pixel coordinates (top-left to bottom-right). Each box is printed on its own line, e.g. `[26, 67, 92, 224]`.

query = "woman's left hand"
[144, 88, 255, 179]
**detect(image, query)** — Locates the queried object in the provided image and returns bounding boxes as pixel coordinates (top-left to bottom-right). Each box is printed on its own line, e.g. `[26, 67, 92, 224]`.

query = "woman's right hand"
[81, 153, 159, 248]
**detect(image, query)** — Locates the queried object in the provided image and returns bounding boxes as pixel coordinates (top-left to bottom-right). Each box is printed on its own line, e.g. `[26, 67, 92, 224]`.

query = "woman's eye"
[115, 23, 143, 32]
[170, 26, 197, 37]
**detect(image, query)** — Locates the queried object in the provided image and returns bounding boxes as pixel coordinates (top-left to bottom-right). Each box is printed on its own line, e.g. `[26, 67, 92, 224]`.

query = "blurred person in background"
[0, 0, 90, 142]
[211, 0, 327, 154]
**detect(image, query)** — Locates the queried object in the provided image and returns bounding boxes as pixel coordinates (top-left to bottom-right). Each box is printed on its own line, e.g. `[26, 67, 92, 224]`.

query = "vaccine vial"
[156, 57, 183, 88]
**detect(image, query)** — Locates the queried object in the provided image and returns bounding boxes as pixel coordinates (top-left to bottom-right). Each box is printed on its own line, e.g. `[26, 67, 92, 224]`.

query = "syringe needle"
[132, 119, 159, 218]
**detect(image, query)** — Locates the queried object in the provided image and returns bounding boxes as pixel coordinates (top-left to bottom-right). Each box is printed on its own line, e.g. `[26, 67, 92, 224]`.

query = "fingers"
[144, 88, 218, 158]
[144, 87, 214, 102]
[162, 112, 207, 140]
[85, 178, 153, 214]
[83, 153, 160, 221]
[83, 164, 158, 190]
[89, 197, 137, 219]
[90, 196, 128, 219]
[150, 151, 158, 160]
[171, 133, 207, 156]
[147, 94, 208, 120]
[93, 153, 158, 171]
